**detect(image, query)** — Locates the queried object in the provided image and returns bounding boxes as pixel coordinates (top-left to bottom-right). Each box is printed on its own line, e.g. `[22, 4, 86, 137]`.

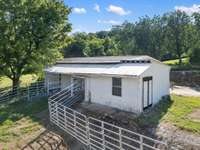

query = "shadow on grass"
[0, 97, 48, 126]
[0, 96, 56, 147]
[137, 96, 173, 129]
[0, 96, 73, 149]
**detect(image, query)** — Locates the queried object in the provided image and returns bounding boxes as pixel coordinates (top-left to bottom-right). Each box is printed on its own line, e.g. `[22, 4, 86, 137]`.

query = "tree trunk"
[176, 37, 182, 65]
[12, 77, 20, 91]
[178, 56, 182, 65]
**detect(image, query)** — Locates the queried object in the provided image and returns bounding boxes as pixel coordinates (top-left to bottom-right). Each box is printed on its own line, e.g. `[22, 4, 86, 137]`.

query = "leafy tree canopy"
[0, 0, 71, 87]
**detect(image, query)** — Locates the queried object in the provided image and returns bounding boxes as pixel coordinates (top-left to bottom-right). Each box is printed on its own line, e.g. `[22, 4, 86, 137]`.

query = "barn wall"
[85, 76, 142, 113]
[45, 73, 60, 83]
[141, 63, 170, 105]
[61, 74, 71, 89]
[45, 73, 72, 89]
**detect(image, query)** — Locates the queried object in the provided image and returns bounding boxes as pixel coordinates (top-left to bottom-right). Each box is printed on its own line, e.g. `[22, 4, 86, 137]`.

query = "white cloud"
[94, 4, 100, 12]
[175, 4, 200, 15]
[104, 28, 111, 31]
[70, 25, 91, 34]
[106, 5, 131, 16]
[97, 19, 121, 25]
[73, 8, 87, 14]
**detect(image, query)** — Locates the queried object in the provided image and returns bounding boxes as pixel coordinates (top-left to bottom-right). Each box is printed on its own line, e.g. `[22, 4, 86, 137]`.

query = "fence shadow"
[21, 130, 65, 150]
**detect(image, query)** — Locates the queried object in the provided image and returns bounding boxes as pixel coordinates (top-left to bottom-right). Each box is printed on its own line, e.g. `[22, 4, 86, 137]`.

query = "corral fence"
[49, 82, 169, 150]
[0, 80, 60, 103]
[49, 103, 168, 150]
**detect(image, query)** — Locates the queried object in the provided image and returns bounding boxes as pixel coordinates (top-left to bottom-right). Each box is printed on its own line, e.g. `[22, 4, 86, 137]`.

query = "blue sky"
[64, 0, 200, 33]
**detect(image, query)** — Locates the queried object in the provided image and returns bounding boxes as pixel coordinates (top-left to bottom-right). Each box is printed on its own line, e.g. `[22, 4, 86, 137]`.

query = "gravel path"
[170, 86, 200, 97]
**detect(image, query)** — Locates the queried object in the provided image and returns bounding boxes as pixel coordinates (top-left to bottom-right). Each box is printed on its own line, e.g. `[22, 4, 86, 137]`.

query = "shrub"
[189, 47, 200, 65]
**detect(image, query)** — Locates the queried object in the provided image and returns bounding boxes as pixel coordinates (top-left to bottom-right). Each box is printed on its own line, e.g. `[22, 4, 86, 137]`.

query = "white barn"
[45, 56, 170, 114]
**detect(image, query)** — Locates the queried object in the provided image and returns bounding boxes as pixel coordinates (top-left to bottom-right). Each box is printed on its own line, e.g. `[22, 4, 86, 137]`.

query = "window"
[112, 77, 121, 96]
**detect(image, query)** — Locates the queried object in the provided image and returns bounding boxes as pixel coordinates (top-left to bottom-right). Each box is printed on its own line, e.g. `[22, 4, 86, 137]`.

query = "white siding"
[45, 60, 170, 113]
[61, 74, 71, 89]
[141, 63, 170, 105]
[45, 73, 60, 83]
[85, 76, 142, 113]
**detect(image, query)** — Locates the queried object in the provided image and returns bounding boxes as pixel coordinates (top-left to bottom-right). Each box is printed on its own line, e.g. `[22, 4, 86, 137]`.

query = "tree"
[189, 13, 200, 65]
[83, 36, 105, 56]
[103, 37, 120, 56]
[189, 47, 200, 65]
[110, 22, 135, 55]
[150, 15, 166, 59]
[163, 11, 190, 64]
[0, 0, 71, 88]
[63, 32, 87, 57]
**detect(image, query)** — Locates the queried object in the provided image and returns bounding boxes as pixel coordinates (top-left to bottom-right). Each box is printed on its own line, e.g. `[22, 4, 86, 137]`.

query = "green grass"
[163, 57, 189, 65]
[163, 57, 200, 71]
[0, 74, 38, 89]
[138, 95, 200, 133]
[0, 97, 48, 144]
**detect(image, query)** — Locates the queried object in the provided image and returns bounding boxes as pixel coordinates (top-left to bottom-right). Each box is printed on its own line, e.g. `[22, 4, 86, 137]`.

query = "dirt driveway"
[170, 85, 200, 97]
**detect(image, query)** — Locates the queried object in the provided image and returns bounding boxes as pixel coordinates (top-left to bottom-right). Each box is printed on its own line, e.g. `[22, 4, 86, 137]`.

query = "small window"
[112, 77, 121, 96]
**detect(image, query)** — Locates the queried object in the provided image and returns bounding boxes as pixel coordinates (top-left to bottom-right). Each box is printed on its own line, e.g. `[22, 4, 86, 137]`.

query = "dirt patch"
[188, 109, 200, 122]
[21, 130, 65, 150]
[72, 102, 200, 149]
[73, 102, 140, 132]
[156, 122, 200, 149]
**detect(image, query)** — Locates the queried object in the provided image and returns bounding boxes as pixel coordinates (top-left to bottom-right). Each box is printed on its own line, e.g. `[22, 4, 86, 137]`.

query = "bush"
[189, 47, 200, 65]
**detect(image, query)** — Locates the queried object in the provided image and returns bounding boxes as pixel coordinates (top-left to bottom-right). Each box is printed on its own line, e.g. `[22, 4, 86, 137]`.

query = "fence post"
[74, 111, 77, 137]
[36, 82, 39, 96]
[71, 84, 73, 97]
[47, 81, 49, 96]
[119, 128, 122, 149]
[86, 117, 91, 149]
[140, 136, 143, 150]
[64, 107, 67, 125]
[102, 122, 105, 150]
[56, 102, 59, 125]
[27, 85, 30, 101]
[49, 101, 52, 123]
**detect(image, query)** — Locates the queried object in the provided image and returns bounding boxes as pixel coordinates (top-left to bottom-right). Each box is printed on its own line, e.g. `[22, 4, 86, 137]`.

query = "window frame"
[112, 77, 122, 97]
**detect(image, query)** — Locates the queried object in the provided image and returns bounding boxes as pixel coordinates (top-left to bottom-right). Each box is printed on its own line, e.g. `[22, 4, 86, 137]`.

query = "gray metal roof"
[45, 63, 151, 77]
[56, 55, 153, 64]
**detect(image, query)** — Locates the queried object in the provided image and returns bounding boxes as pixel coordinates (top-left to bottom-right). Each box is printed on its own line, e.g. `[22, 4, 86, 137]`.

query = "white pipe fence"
[0, 81, 61, 103]
[49, 102, 168, 150]
[48, 82, 169, 150]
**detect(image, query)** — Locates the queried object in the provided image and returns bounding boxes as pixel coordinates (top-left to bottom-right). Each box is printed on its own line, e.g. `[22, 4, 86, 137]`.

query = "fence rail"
[0, 81, 61, 103]
[49, 84, 169, 150]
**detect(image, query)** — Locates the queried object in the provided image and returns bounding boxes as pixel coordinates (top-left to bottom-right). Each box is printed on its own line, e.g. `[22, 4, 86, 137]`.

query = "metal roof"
[56, 55, 153, 64]
[45, 63, 151, 77]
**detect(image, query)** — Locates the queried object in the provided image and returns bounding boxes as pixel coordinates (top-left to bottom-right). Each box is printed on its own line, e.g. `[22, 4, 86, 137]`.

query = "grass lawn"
[138, 95, 200, 133]
[0, 97, 48, 149]
[163, 57, 200, 71]
[163, 57, 189, 65]
[0, 74, 38, 90]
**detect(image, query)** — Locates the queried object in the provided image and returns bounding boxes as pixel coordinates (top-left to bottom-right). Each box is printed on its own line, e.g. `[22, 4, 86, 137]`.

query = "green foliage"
[163, 11, 191, 64]
[0, 0, 71, 87]
[64, 11, 200, 70]
[189, 47, 200, 65]
[84, 37, 105, 56]
[63, 33, 120, 57]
